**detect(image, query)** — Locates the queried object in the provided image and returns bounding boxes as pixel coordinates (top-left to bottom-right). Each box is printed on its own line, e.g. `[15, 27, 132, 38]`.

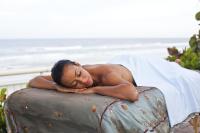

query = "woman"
[28, 55, 139, 102]
[28, 54, 200, 127]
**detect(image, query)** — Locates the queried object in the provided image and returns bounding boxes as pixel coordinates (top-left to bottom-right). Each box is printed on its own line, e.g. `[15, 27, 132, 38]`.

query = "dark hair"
[51, 60, 76, 86]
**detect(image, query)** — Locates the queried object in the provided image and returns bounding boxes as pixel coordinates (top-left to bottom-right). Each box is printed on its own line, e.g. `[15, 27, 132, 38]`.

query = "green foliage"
[0, 88, 7, 133]
[195, 11, 200, 21]
[166, 11, 200, 70]
[189, 35, 200, 52]
[180, 48, 200, 69]
[166, 55, 177, 62]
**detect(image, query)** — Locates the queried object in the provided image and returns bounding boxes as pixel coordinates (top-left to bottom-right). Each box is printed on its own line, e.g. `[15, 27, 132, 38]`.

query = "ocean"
[0, 38, 189, 71]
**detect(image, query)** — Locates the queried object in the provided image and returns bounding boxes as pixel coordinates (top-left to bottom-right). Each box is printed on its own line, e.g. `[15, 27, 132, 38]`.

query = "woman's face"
[61, 64, 93, 89]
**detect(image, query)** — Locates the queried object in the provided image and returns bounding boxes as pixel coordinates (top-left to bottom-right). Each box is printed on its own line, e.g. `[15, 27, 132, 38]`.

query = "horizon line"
[0, 37, 189, 40]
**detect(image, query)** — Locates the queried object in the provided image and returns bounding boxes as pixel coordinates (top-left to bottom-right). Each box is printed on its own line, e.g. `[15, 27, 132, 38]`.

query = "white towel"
[108, 55, 200, 127]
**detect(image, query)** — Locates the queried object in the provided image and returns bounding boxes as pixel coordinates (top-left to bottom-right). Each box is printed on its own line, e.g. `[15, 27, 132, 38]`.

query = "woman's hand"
[77, 88, 95, 94]
[55, 84, 86, 93]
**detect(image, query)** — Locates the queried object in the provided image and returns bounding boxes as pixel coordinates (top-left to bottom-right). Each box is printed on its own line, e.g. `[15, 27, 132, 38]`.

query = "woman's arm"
[28, 75, 56, 90]
[28, 75, 85, 92]
[53, 81, 139, 102]
[82, 83, 139, 102]
[80, 72, 139, 102]
[94, 72, 139, 102]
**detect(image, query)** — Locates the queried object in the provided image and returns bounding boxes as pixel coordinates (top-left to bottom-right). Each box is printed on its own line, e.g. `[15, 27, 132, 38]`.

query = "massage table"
[4, 86, 200, 133]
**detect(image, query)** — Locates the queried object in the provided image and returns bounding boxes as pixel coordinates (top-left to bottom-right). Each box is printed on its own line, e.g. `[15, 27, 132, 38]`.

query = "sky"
[0, 0, 199, 38]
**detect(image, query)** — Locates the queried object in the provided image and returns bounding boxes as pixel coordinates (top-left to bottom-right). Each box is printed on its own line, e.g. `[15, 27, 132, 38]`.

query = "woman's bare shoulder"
[40, 75, 53, 81]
